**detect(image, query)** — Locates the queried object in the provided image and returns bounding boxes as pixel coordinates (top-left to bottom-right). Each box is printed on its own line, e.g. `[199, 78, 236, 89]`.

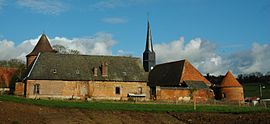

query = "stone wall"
[88, 81, 149, 101]
[25, 80, 149, 100]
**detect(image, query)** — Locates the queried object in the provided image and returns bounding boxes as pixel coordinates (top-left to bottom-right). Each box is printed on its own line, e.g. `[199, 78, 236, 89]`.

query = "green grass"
[0, 95, 269, 113]
[243, 83, 270, 98]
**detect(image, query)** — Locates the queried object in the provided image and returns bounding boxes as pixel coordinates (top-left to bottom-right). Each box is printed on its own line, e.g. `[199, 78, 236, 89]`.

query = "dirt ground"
[0, 101, 270, 124]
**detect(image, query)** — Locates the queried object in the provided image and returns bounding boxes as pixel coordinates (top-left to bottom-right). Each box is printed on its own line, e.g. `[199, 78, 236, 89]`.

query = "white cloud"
[0, 32, 116, 61]
[154, 37, 226, 75]
[154, 37, 270, 75]
[102, 17, 127, 24]
[229, 43, 270, 74]
[16, 0, 67, 15]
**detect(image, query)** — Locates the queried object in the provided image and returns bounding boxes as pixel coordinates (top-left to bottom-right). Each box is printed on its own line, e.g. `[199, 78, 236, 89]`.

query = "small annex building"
[148, 60, 214, 102]
[220, 71, 244, 102]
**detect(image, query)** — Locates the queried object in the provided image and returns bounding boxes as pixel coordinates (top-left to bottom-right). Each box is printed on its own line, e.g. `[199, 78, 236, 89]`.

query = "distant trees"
[205, 72, 270, 85]
[0, 59, 25, 68]
[53, 45, 80, 55]
[238, 72, 270, 84]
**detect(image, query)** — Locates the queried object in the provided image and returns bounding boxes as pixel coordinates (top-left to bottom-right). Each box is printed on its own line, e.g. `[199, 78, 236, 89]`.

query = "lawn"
[0, 95, 269, 113]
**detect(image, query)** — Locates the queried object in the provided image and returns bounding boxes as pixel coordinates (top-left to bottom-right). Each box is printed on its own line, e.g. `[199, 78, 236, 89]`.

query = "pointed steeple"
[145, 17, 154, 52]
[143, 17, 156, 72]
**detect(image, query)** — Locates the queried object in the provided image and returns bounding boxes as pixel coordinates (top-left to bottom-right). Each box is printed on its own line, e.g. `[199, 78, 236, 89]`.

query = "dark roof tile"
[27, 53, 147, 82]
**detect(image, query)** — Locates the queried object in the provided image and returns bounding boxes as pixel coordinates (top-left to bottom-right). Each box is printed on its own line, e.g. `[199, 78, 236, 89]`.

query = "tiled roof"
[148, 59, 211, 86]
[26, 53, 147, 82]
[220, 71, 242, 87]
[26, 34, 55, 57]
[0, 67, 17, 88]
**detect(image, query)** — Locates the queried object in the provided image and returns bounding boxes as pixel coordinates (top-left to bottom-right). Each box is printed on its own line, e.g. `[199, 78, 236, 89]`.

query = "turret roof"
[26, 34, 55, 57]
[220, 71, 242, 87]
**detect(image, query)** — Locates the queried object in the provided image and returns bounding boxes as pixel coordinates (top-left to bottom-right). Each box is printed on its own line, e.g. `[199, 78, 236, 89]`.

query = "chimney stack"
[101, 62, 108, 77]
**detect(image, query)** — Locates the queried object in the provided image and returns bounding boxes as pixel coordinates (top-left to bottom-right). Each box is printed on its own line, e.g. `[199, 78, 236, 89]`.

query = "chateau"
[14, 18, 244, 102]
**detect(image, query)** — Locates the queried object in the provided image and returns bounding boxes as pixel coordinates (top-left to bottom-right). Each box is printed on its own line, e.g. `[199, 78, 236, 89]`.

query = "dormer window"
[76, 69, 80, 75]
[52, 68, 57, 74]
[93, 67, 98, 76]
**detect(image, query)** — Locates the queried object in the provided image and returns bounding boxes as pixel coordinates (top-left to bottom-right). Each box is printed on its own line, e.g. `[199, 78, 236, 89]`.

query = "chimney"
[93, 67, 98, 77]
[101, 62, 108, 77]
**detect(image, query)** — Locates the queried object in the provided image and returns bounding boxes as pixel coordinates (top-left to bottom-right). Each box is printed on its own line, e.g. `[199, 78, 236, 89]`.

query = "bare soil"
[0, 101, 270, 124]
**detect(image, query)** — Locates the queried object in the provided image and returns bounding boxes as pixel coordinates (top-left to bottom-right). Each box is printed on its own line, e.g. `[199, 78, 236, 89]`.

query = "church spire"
[145, 17, 154, 52]
[143, 17, 156, 72]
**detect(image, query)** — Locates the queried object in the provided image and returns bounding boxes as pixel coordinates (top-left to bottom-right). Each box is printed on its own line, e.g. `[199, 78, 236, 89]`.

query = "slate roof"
[148, 59, 211, 86]
[26, 34, 56, 57]
[185, 81, 209, 89]
[220, 71, 242, 87]
[26, 53, 147, 82]
[0, 67, 17, 88]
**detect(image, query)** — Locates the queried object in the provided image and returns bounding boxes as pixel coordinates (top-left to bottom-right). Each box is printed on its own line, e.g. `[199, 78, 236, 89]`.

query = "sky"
[0, 0, 270, 75]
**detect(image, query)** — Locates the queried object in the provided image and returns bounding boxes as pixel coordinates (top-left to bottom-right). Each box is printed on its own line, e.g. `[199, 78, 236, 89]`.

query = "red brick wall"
[156, 87, 212, 102]
[221, 87, 244, 102]
[27, 56, 36, 67]
[14, 82, 24, 96]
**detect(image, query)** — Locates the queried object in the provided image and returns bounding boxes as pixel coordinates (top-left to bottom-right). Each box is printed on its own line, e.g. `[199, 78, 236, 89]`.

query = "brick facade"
[26, 56, 36, 67]
[14, 82, 24, 96]
[155, 87, 213, 102]
[221, 87, 244, 102]
[25, 80, 149, 100]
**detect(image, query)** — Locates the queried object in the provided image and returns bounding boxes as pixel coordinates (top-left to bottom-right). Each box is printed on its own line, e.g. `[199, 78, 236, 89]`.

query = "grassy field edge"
[0, 95, 269, 113]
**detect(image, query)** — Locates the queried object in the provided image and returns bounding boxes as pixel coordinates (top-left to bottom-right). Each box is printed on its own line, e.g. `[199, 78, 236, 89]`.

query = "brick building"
[220, 71, 244, 102]
[148, 60, 214, 102]
[15, 33, 149, 100]
[0, 67, 17, 93]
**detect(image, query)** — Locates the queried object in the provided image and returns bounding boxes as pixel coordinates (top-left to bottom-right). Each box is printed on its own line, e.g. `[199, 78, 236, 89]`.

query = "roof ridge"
[42, 52, 141, 59]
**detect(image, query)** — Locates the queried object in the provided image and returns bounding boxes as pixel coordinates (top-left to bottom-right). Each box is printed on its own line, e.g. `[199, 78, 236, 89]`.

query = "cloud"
[154, 37, 226, 75]
[154, 37, 270, 75]
[102, 17, 127, 24]
[229, 43, 270, 74]
[16, 0, 67, 15]
[0, 32, 116, 61]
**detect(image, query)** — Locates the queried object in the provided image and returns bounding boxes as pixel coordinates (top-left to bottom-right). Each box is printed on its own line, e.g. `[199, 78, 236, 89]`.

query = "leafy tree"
[53, 44, 80, 55]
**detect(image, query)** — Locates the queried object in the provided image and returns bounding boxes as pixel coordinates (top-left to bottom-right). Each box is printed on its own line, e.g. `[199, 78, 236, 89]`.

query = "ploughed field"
[1, 100, 270, 124]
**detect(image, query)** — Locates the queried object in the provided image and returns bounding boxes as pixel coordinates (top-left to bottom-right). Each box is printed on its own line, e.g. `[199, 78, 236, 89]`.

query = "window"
[115, 87, 120, 94]
[222, 93, 226, 98]
[138, 87, 142, 94]
[34, 84, 40, 94]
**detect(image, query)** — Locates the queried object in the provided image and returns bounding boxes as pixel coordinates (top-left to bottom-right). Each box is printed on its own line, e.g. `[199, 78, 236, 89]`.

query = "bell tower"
[143, 17, 156, 72]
